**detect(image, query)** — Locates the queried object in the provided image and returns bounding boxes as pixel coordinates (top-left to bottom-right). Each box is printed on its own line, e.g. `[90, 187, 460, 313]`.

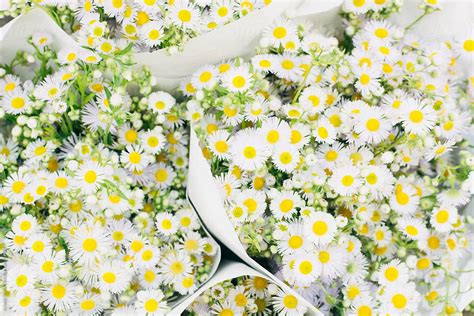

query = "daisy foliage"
[185, 4, 474, 315]
[0, 33, 218, 314]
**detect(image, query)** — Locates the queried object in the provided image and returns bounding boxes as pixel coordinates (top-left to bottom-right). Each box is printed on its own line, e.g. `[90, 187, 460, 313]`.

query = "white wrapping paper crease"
[390, 0, 474, 72]
[0, 8, 88, 65]
[134, 0, 343, 91]
[187, 129, 322, 315]
[171, 260, 280, 315]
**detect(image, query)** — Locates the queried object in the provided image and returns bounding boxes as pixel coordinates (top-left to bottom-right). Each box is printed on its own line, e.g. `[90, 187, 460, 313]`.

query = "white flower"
[354, 108, 391, 144]
[401, 99, 436, 135]
[269, 190, 303, 220]
[328, 165, 362, 196]
[148, 91, 176, 114]
[97, 260, 132, 294]
[1, 89, 30, 114]
[159, 251, 193, 285]
[207, 130, 232, 160]
[430, 204, 458, 232]
[377, 259, 409, 285]
[41, 281, 80, 312]
[135, 289, 169, 315]
[221, 65, 253, 92]
[169, 0, 201, 31]
[230, 129, 270, 171]
[304, 211, 337, 245]
[155, 212, 178, 236]
[272, 144, 300, 173]
[271, 288, 307, 316]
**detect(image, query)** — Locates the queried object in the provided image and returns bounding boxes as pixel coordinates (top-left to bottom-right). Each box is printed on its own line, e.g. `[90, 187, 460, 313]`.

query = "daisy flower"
[263, 18, 297, 47]
[140, 21, 164, 47]
[398, 216, 429, 241]
[314, 244, 346, 281]
[1, 89, 30, 114]
[159, 251, 193, 285]
[155, 212, 178, 236]
[291, 255, 320, 286]
[192, 64, 219, 89]
[430, 204, 458, 232]
[401, 99, 436, 135]
[230, 129, 270, 171]
[354, 108, 391, 144]
[97, 260, 132, 294]
[328, 165, 362, 196]
[148, 91, 176, 114]
[136, 245, 161, 268]
[260, 117, 291, 148]
[354, 65, 381, 97]
[150, 163, 175, 189]
[135, 289, 169, 315]
[41, 281, 79, 312]
[272, 144, 300, 173]
[269, 190, 303, 220]
[221, 65, 252, 92]
[380, 282, 420, 314]
[169, 0, 201, 31]
[207, 130, 232, 160]
[304, 211, 337, 245]
[73, 160, 108, 193]
[69, 223, 111, 265]
[8, 289, 41, 315]
[377, 258, 409, 285]
[121, 145, 152, 172]
[389, 181, 420, 214]
[313, 118, 337, 144]
[272, 289, 307, 316]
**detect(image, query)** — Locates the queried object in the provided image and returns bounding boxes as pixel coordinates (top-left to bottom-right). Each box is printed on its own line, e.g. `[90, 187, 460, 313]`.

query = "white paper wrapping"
[0, 8, 88, 64]
[390, 0, 474, 73]
[134, 0, 343, 91]
[187, 129, 322, 315]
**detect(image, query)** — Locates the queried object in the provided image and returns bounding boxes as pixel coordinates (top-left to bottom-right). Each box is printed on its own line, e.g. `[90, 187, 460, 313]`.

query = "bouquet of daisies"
[185, 1, 473, 314]
[0, 0, 270, 54]
[0, 29, 219, 314]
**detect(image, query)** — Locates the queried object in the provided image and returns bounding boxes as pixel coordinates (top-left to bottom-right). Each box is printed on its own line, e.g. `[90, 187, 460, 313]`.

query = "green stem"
[405, 10, 431, 31]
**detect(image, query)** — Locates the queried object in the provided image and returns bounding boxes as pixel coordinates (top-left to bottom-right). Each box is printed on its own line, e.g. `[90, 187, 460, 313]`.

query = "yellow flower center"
[392, 294, 407, 309]
[283, 295, 298, 309]
[103, 272, 116, 284]
[312, 221, 328, 236]
[436, 210, 449, 223]
[178, 9, 191, 22]
[52, 284, 66, 299]
[366, 118, 380, 131]
[409, 110, 423, 123]
[11, 97, 25, 109]
[82, 238, 97, 252]
[232, 76, 246, 88]
[298, 260, 313, 274]
[342, 175, 354, 187]
[243, 146, 256, 159]
[385, 267, 398, 281]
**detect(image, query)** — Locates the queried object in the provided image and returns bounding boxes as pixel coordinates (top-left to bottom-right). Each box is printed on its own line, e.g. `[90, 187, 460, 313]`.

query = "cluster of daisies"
[185, 2, 474, 314]
[0, 33, 218, 314]
[1, 0, 270, 53]
[186, 275, 308, 315]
